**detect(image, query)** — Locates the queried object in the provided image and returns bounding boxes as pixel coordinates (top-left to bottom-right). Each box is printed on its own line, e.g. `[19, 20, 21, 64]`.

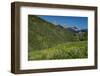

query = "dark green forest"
[28, 15, 88, 60]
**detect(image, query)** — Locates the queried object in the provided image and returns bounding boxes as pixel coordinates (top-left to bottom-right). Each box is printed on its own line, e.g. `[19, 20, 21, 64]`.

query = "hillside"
[28, 15, 79, 52]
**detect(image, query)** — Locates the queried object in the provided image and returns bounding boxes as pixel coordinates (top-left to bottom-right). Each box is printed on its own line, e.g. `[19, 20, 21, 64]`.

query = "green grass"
[28, 41, 88, 60]
[28, 15, 88, 60]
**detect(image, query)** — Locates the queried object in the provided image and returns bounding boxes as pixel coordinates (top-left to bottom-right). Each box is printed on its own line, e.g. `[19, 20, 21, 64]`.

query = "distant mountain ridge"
[55, 24, 87, 33]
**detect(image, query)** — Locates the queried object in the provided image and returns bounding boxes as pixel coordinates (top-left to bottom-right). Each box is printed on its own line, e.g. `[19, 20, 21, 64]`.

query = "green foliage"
[28, 41, 87, 60]
[28, 15, 88, 60]
[28, 15, 79, 51]
[83, 32, 88, 40]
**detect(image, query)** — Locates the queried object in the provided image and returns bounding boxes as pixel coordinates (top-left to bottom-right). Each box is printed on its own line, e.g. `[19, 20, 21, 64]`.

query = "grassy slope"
[28, 15, 88, 60]
[28, 15, 79, 51]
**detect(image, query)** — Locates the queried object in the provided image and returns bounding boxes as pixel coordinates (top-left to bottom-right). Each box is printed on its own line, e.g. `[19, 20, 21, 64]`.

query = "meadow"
[28, 41, 87, 60]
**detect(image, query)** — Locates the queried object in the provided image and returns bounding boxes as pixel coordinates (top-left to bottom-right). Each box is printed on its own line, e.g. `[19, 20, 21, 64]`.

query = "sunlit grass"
[28, 41, 87, 60]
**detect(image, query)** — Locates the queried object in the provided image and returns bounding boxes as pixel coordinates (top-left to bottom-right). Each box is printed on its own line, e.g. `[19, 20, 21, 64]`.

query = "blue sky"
[39, 15, 88, 29]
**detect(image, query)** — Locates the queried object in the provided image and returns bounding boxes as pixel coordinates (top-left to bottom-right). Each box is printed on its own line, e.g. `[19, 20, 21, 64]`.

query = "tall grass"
[28, 41, 87, 60]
